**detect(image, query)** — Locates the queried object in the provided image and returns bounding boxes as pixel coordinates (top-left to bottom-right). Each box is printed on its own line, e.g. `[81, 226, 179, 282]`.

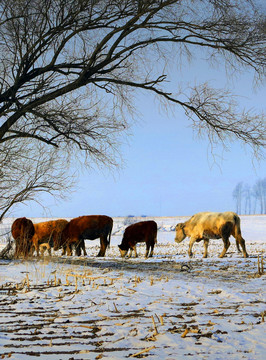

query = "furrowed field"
[0, 216, 265, 359]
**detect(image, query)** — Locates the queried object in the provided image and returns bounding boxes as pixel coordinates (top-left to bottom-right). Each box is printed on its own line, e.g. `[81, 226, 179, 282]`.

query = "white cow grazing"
[175, 211, 248, 258]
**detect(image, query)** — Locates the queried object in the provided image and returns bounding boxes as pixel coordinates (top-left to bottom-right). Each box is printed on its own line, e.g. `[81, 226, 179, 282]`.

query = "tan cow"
[31, 219, 69, 256]
[175, 211, 248, 258]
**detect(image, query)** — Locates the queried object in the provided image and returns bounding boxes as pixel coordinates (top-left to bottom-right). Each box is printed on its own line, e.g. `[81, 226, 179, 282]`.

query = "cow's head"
[118, 244, 129, 258]
[174, 223, 186, 243]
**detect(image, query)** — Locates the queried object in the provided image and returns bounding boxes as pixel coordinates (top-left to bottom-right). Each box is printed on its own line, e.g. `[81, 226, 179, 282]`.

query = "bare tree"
[233, 177, 266, 215]
[233, 182, 243, 214]
[252, 178, 266, 214]
[0, 0, 265, 215]
[243, 184, 252, 215]
[251, 183, 258, 214]
[263, 178, 266, 214]
[0, 140, 74, 220]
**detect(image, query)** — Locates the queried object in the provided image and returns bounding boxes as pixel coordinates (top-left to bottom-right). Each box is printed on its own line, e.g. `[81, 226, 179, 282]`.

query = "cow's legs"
[15, 238, 26, 258]
[235, 241, 241, 252]
[203, 239, 209, 258]
[23, 237, 30, 258]
[36, 243, 40, 257]
[133, 246, 138, 257]
[220, 223, 233, 258]
[31, 237, 40, 257]
[75, 242, 81, 256]
[75, 239, 86, 256]
[236, 236, 249, 258]
[145, 244, 150, 258]
[81, 239, 87, 256]
[40, 245, 45, 256]
[219, 237, 230, 258]
[97, 236, 107, 257]
[232, 221, 248, 257]
[149, 243, 155, 257]
[147, 241, 154, 258]
[128, 246, 137, 258]
[29, 243, 35, 257]
[66, 243, 73, 256]
[61, 245, 66, 256]
[129, 246, 137, 258]
[188, 237, 197, 257]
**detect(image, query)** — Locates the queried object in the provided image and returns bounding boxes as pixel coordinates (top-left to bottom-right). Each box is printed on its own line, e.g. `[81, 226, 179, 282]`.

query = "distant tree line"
[233, 178, 266, 215]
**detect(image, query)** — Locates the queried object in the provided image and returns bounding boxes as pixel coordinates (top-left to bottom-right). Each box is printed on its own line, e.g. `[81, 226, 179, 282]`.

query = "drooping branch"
[0, 0, 265, 147]
[0, 0, 265, 217]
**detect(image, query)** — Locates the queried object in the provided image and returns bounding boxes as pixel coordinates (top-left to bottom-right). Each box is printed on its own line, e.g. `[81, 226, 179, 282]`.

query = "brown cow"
[175, 211, 248, 258]
[11, 217, 35, 258]
[60, 215, 113, 257]
[118, 220, 157, 258]
[31, 219, 69, 256]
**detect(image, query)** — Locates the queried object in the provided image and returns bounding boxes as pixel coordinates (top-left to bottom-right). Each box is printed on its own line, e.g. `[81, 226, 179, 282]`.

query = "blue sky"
[12, 56, 265, 218]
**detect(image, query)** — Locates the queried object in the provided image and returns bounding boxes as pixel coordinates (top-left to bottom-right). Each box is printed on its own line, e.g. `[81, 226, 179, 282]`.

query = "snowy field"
[0, 215, 265, 359]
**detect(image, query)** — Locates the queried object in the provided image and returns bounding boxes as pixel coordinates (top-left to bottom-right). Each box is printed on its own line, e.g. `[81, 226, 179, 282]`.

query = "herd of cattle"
[11, 211, 249, 259]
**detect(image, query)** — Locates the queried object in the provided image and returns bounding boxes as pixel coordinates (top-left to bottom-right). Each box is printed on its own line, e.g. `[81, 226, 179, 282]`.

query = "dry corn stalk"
[257, 255, 264, 275]
[130, 345, 156, 358]
[151, 315, 158, 335]
[66, 275, 70, 286]
[190, 328, 199, 334]
[113, 303, 119, 313]
[208, 320, 216, 326]
[26, 274, 29, 288]
[181, 328, 189, 338]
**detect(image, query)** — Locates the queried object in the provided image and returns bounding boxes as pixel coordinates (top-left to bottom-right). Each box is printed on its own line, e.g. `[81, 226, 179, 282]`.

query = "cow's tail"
[233, 213, 248, 257]
[154, 223, 158, 244]
[233, 214, 242, 238]
[155, 235, 157, 245]
[107, 223, 113, 248]
[154, 231, 158, 244]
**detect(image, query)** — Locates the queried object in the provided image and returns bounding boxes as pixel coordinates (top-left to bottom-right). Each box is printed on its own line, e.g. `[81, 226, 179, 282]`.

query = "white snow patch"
[0, 215, 265, 359]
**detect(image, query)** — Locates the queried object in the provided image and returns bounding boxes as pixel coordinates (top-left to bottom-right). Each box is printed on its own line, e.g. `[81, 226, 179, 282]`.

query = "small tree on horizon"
[243, 184, 252, 215]
[233, 177, 266, 215]
[233, 182, 243, 214]
[252, 179, 266, 214]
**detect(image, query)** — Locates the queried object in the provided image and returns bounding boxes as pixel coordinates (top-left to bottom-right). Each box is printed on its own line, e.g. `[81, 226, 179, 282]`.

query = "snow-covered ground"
[0, 215, 265, 359]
